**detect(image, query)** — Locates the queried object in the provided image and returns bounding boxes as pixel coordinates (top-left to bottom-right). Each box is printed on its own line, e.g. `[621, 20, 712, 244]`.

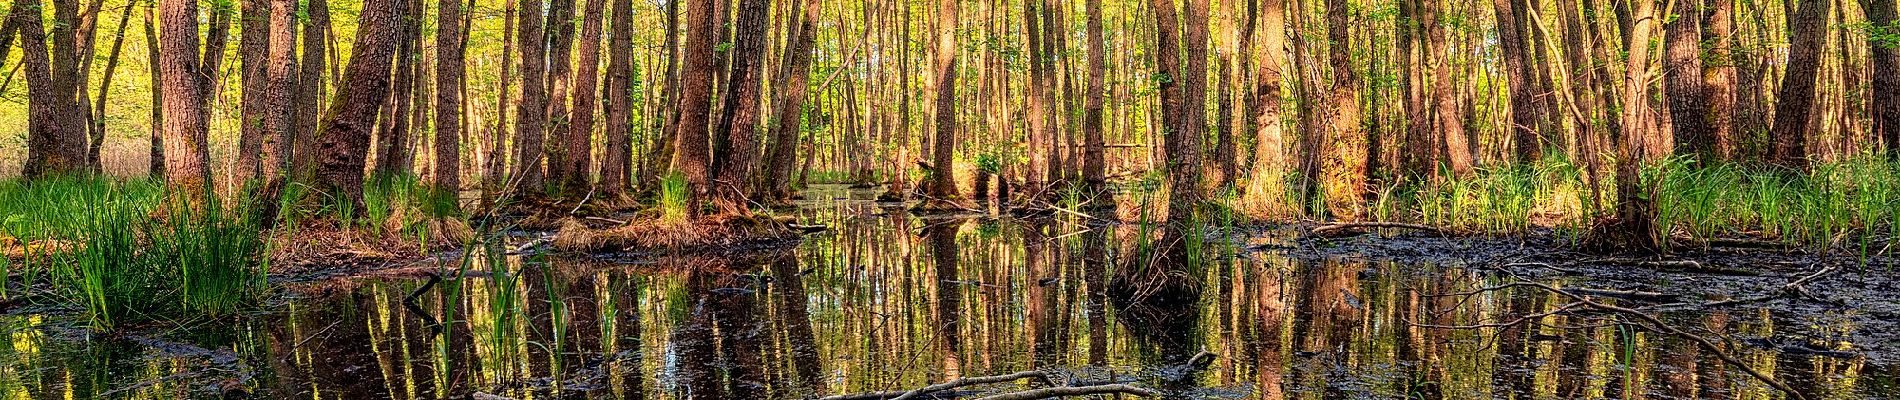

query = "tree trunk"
[563, 0, 606, 194]
[758, 0, 822, 203]
[1704, 0, 1737, 160]
[601, 0, 637, 193]
[1665, 0, 1714, 161]
[922, 0, 961, 205]
[1593, 0, 1663, 252]
[290, 0, 331, 183]
[1428, 0, 1471, 176]
[1247, 0, 1288, 191]
[18, 0, 89, 178]
[1023, 0, 1054, 194]
[1493, 0, 1544, 161]
[1321, 0, 1364, 219]
[89, 3, 136, 172]
[261, 0, 297, 181]
[1082, 0, 1108, 202]
[436, 0, 468, 194]
[375, 0, 422, 179]
[487, 0, 515, 194]
[710, 0, 771, 215]
[157, 0, 213, 198]
[672, 0, 720, 217]
[142, 2, 164, 178]
[238, 0, 271, 181]
[1870, 0, 1900, 158]
[544, 0, 577, 184]
[1769, 0, 1827, 169]
[312, 0, 407, 208]
[515, 0, 550, 190]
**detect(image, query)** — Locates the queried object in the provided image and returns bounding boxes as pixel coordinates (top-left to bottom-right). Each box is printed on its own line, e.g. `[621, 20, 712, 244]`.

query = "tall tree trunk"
[601, 0, 637, 193]
[563, 0, 606, 194]
[436, 0, 469, 194]
[1769, 0, 1827, 169]
[758, 0, 822, 203]
[1023, 0, 1054, 194]
[238, 0, 271, 181]
[921, 0, 962, 206]
[515, 0, 550, 190]
[710, 0, 771, 215]
[1247, 0, 1288, 192]
[89, 2, 136, 172]
[1321, 0, 1364, 219]
[1082, 0, 1108, 202]
[1705, 0, 1737, 160]
[1870, 0, 1900, 157]
[290, 0, 331, 183]
[1397, 0, 1430, 180]
[143, 2, 164, 178]
[1493, 0, 1544, 161]
[1593, 0, 1663, 252]
[261, 0, 297, 181]
[18, 0, 89, 178]
[1665, 0, 1714, 161]
[1181, 0, 1210, 215]
[672, 0, 720, 217]
[157, 0, 214, 198]
[544, 0, 577, 184]
[312, 0, 407, 208]
[487, 0, 515, 194]
[375, 0, 422, 178]
[1428, 0, 1471, 176]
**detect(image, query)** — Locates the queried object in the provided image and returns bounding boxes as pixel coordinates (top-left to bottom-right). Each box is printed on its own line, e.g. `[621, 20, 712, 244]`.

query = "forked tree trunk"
[710, 0, 771, 215]
[1704, 0, 1738, 160]
[89, 3, 137, 172]
[17, 0, 89, 179]
[1493, 0, 1543, 161]
[290, 0, 331, 183]
[312, 0, 408, 208]
[1592, 0, 1662, 252]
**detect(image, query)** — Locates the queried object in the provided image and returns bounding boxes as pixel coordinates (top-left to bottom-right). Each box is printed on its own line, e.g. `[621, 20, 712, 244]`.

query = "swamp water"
[1, 185, 1894, 399]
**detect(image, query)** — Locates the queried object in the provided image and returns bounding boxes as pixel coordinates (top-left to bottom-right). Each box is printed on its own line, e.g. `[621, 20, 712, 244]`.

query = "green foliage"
[661, 171, 690, 222]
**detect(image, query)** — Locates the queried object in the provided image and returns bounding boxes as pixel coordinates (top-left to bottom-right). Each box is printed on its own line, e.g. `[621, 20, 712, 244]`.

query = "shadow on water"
[0, 184, 1895, 399]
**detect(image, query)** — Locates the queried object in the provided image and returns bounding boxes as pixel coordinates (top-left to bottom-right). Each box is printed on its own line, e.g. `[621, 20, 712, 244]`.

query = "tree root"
[1308, 221, 1442, 237]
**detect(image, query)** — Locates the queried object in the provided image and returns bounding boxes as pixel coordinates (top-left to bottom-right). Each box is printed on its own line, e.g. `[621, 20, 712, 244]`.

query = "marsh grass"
[0, 177, 268, 330]
[660, 171, 690, 223]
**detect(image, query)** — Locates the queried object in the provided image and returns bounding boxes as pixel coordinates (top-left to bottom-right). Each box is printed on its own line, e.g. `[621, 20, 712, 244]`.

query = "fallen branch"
[973, 384, 1156, 400]
[887, 371, 1054, 400]
[1309, 221, 1442, 237]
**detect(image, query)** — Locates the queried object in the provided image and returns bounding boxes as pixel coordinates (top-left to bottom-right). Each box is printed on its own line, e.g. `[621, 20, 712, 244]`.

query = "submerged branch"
[1309, 221, 1442, 237]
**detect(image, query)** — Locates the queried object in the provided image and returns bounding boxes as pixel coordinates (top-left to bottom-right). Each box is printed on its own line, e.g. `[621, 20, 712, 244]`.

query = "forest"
[0, 0, 1896, 397]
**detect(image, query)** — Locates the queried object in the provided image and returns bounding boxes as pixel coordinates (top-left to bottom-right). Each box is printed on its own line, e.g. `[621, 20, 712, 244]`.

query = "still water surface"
[1, 185, 1893, 399]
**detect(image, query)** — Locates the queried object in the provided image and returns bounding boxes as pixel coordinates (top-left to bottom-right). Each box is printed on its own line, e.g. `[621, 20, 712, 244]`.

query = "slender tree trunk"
[710, 0, 771, 215]
[1493, 0, 1544, 161]
[1770, 0, 1827, 169]
[923, 0, 962, 205]
[759, 0, 822, 203]
[238, 0, 271, 181]
[1705, 0, 1737, 160]
[1665, 0, 1714, 161]
[1023, 0, 1054, 194]
[515, 0, 550, 190]
[312, 0, 407, 208]
[1428, 0, 1471, 176]
[544, 0, 577, 184]
[89, 2, 136, 172]
[601, 0, 636, 194]
[375, 0, 422, 178]
[487, 0, 514, 193]
[290, 0, 331, 183]
[562, 0, 606, 194]
[1082, 0, 1108, 202]
[143, 2, 164, 178]
[436, 0, 468, 194]
[1181, 0, 1210, 214]
[1594, 0, 1663, 252]
[672, 0, 720, 217]
[157, 0, 213, 198]
[1870, 0, 1900, 157]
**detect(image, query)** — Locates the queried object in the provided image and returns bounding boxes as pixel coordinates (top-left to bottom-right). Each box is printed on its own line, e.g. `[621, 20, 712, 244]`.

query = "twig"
[972, 384, 1157, 400]
[1309, 221, 1442, 237]
[583, 216, 628, 225]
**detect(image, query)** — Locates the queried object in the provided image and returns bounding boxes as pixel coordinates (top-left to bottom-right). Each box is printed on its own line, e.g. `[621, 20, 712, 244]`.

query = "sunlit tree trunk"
[1246, 0, 1288, 192]
[1665, 0, 1714, 162]
[1704, 0, 1737, 160]
[1321, 0, 1364, 219]
[374, 0, 423, 179]
[1769, 0, 1828, 169]
[1023, 0, 1054, 194]
[1082, 0, 1108, 203]
[290, 0, 331, 183]
[1591, 0, 1662, 252]
[435, 0, 468, 194]
[157, 0, 213, 198]
[17, 0, 90, 179]
[515, 0, 550, 190]
[561, 0, 605, 194]
[1428, 0, 1471, 176]
[88, 3, 136, 172]
[922, 0, 962, 206]
[710, 0, 771, 215]
[759, 0, 822, 203]
[601, 0, 636, 193]
[1870, 0, 1900, 157]
[312, 0, 407, 208]
[544, 0, 577, 184]
[1493, 0, 1543, 161]
[238, 0, 271, 181]
[672, 0, 720, 217]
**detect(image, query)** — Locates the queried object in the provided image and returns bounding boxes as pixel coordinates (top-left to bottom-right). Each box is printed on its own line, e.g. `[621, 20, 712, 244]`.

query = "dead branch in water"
[819, 369, 1165, 400]
[1308, 221, 1442, 237]
[972, 384, 1156, 400]
[1416, 279, 1811, 400]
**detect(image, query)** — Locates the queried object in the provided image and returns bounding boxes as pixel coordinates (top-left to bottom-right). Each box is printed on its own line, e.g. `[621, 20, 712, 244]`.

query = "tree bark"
[261, 0, 297, 181]
[375, 0, 423, 179]
[1704, 0, 1737, 160]
[758, 0, 822, 203]
[1596, 0, 1663, 252]
[157, 0, 213, 198]
[436, 0, 469, 194]
[1493, 0, 1544, 161]
[142, 1, 164, 178]
[312, 0, 407, 208]
[1870, 0, 1900, 158]
[672, 0, 720, 217]
[18, 0, 89, 178]
[1082, 0, 1108, 201]
[923, 0, 962, 205]
[515, 0, 551, 189]
[1665, 0, 1714, 161]
[1428, 0, 1471, 176]
[238, 0, 271, 181]
[290, 0, 331, 183]
[1023, 0, 1054, 194]
[1247, 0, 1288, 191]
[563, 0, 606, 193]
[601, 0, 637, 193]
[544, 0, 577, 184]
[1321, 0, 1363, 219]
[89, 2, 136, 172]
[710, 0, 771, 215]
[1769, 0, 1828, 169]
